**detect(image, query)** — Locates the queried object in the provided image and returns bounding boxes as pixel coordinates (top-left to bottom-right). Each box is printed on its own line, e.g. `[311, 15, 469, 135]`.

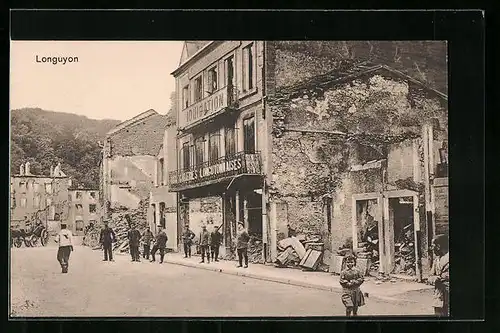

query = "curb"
[163, 258, 425, 304]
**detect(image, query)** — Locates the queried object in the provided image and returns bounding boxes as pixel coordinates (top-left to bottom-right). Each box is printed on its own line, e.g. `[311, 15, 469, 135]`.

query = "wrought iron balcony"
[168, 151, 262, 191]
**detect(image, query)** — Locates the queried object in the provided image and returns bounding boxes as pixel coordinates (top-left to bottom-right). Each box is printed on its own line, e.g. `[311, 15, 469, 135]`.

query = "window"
[194, 137, 205, 165]
[182, 85, 190, 109]
[45, 183, 52, 194]
[225, 127, 236, 157]
[76, 191, 82, 199]
[20, 197, 27, 208]
[76, 220, 84, 232]
[158, 158, 165, 185]
[182, 142, 191, 170]
[207, 66, 218, 94]
[76, 204, 83, 214]
[243, 44, 254, 91]
[33, 195, 40, 208]
[11, 191, 15, 209]
[89, 204, 97, 213]
[243, 116, 256, 153]
[209, 132, 220, 163]
[89, 191, 96, 199]
[151, 203, 156, 225]
[194, 76, 203, 102]
[159, 202, 166, 228]
[225, 56, 235, 88]
[19, 182, 26, 193]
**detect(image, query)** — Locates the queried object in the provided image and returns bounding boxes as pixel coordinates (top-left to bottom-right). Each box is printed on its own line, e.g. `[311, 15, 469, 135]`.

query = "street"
[10, 245, 433, 317]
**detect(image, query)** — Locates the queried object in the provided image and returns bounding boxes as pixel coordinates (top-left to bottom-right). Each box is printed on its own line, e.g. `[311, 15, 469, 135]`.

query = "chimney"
[50, 165, 54, 177]
[20, 163, 25, 176]
[25, 162, 30, 175]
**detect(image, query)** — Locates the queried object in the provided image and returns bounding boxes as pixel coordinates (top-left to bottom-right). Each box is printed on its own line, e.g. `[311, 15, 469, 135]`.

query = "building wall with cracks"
[267, 68, 448, 275]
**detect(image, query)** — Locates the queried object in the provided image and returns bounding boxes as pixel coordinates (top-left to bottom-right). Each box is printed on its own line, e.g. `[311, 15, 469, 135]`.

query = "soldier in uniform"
[210, 225, 223, 262]
[181, 225, 195, 258]
[150, 225, 168, 264]
[199, 225, 210, 263]
[100, 220, 116, 262]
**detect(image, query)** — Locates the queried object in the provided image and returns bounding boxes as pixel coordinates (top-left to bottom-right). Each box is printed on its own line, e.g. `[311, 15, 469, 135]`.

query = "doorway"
[388, 196, 416, 276]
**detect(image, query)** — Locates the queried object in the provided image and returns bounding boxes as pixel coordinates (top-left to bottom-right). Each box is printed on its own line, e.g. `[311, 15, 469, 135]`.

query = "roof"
[106, 109, 158, 136]
[274, 61, 448, 101]
[179, 41, 211, 66]
[69, 188, 98, 191]
[172, 41, 216, 76]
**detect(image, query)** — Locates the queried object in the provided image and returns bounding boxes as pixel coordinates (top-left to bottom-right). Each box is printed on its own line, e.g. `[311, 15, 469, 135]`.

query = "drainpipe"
[422, 123, 433, 267]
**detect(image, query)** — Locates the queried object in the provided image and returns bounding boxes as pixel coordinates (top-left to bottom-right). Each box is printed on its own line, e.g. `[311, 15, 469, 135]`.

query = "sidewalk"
[162, 252, 433, 303]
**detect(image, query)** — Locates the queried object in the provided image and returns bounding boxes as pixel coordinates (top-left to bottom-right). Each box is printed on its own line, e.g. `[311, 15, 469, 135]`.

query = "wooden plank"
[330, 255, 344, 274]
[299, 249, 312, 266]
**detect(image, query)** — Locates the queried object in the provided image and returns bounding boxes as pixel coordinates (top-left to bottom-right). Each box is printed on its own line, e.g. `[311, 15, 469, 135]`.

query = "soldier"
[199, 225, 210, 263]
[235, 222, 250, 268]
[55, 223, 74, 273]
[181, 225, 195, 258]
[99, 220, 116, 262]
[210, 225, 223, 262]
[126, 216, 141, 262]
[141, 227, 154, 260]
[150, 225, 168, 264]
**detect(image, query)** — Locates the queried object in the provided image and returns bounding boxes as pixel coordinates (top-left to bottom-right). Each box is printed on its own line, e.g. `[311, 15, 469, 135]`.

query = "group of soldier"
[98, 214, 251, 266]
[98, 215, 169, 263]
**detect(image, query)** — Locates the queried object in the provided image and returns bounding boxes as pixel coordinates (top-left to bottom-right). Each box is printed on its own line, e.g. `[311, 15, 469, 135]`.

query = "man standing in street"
[181, 225, 195, 258]
[142, 227, 154, 260]
[210, 225, 223, 262]
[126, 216, 142, 262]
[100, 220, 116, 262]
[55, 223, 73, 273]
[199, 224, 211, 263]
[235, 222, 250, 268]
[150, 225, 168, 264]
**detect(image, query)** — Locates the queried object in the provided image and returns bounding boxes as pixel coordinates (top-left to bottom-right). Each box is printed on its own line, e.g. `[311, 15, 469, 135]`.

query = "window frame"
[193, 74, 204, 103]
[182, 84, 190, 110]
[243, 115, 256, 154]
[194, 136, 205, 166]
[225, 126, 236, 157]
[89, 204, 97, 214]
[241, 43, 257, 95]
[182, 141, 191, 171]
[208, 131, 221, 163]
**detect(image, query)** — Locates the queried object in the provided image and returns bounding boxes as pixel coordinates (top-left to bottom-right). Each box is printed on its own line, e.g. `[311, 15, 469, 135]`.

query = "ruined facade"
[100, 109, 168, 226]
[67, 188, 100, 236]
[149, 109, 179, 250]
[268, 64, 448, 277]
[10, 162, 72, 235]
[167, 41, 448, 273]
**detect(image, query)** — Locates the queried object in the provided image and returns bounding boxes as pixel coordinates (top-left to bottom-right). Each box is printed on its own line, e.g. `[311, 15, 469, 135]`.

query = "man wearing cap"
[126, 215, 142, 262]
[235, 222, 250, 268]
[199, 224, 211, 263]
[100, 220, 116, 262]
[181, 225, 195, 258]
[150, 225, 168, 263]
[210, 225, 223, 262]
[141, 227, 154, 260]
[55, 223, 73, 273]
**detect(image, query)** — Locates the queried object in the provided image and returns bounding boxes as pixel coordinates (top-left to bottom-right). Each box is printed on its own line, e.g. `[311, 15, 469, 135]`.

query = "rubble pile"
[83, 199, 149, 252]
[275, 234, 324, 270]
[248, 237, 263, 263]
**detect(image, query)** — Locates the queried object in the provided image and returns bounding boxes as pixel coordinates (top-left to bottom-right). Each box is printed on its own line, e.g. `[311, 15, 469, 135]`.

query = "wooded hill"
[10, 108, 121, 188]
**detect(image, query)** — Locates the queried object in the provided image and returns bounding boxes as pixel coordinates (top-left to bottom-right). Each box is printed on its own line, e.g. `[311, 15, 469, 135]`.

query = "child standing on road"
[339, 253, 365, 316]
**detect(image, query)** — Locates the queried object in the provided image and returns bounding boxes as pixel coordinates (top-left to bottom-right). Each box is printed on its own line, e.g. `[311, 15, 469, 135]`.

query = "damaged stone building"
[100, 109, 168, 229]
[10, 162, 73, 235]
[149, 106, 179, 250]
[67, 187, 100, 236]
[167, 41, 448, 275]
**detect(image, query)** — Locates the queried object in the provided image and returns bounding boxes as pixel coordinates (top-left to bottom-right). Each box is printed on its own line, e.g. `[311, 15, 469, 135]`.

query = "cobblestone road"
[10, 245, 433, 317]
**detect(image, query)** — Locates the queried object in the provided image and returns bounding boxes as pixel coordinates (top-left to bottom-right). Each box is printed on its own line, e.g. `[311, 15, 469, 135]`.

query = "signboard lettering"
[177, 157, 242, 184]
[182, 88, 227, 128]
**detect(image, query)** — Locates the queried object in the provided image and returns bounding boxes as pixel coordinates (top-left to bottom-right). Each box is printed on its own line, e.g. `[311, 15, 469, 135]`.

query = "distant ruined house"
[100, 109, 168, 222]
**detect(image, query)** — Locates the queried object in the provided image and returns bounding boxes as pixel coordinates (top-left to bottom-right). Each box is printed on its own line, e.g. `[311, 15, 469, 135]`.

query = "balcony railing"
[169, 151, 262, 191]
[179, 85, 238, 130]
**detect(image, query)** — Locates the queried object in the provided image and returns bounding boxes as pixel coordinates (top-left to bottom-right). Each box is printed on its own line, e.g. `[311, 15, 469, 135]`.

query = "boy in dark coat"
[210, 225, 223, 262]
[150, 226, 168, 263]
[100, 220, 116, 261]
[181, 225, 195, 258]
[199, 225, 210, 263]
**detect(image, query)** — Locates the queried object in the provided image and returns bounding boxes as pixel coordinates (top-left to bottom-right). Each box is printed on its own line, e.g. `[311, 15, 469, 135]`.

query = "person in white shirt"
[55, 223, 74, 273]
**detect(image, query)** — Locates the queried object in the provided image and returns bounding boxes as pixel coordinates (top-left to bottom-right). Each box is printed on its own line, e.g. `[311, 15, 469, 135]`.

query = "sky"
[10, 41, 184, 121]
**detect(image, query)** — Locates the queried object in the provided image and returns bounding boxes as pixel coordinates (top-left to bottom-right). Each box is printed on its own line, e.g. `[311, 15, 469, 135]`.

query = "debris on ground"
[392, 224, 416, 276]
[275, 235, 324, 270]
[83, 198, 149, 253]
